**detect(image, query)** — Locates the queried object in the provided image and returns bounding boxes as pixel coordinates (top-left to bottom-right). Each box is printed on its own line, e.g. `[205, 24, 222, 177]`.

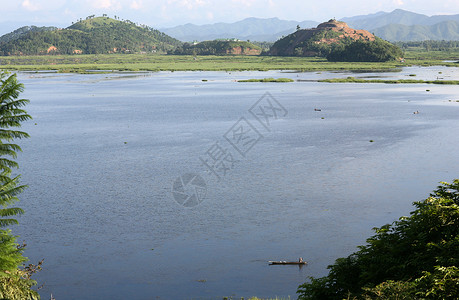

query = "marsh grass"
[0, 54, 421, 73]
[1, 51, 458, 73]
[319, 76, 459, 85]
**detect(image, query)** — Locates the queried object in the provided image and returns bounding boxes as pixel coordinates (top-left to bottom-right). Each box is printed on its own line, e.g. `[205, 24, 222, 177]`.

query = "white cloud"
[393, 0, 404, 5]
[167, 0, 206, 10]
[22, 0, 40, 11]
[231, 0, 257, 7]
[90, 0, 122, 9]
[130, 0, 143, 9]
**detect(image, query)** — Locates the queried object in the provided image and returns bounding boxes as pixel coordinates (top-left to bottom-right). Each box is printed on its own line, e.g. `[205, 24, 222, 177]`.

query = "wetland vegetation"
[0, 50, 457, 73]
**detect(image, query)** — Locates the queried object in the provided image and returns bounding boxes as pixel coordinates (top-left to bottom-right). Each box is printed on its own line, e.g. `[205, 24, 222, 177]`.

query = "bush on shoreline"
[298, 180, 459, 300]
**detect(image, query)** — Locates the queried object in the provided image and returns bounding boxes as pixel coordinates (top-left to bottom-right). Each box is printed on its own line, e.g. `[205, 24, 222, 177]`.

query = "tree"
[296, 25, 301, 31]
[298, 179, 459, 300]
[0, 72, 39, 299]
[0, 72, 30, 228]
[326, 38, 403, 62]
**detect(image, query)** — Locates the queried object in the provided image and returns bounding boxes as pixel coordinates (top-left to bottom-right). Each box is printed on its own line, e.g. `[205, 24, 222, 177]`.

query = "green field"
[0, 50, 458, 73]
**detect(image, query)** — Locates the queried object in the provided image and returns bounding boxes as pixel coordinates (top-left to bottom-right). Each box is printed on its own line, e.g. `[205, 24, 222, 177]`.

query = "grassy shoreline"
[319, 76, 459, 84]
[238, 78, 294, 82]
[0, 53, 458, 73]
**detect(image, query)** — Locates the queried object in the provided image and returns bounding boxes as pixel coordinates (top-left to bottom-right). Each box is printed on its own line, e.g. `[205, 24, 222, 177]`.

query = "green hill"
[173, 40, 262, 55]
[0, 26, 57, 44]
[268, 19, 402, 62]
[0, 16, 182, 56]
[269, 19, 376, 57]
[67, 17, 120, 31]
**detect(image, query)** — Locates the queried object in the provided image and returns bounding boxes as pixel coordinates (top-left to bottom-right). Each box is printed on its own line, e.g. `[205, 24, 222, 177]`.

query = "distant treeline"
[250, 41, 273, 52]
[172, 40, 261, 55]
[395, 40, 459, 51]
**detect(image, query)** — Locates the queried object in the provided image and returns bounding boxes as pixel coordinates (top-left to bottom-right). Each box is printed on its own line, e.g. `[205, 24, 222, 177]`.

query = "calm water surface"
[14, 68, 459, 299]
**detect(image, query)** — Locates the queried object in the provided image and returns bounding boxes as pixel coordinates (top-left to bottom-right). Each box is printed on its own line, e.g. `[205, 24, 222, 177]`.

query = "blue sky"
[1, 0, 459, 32]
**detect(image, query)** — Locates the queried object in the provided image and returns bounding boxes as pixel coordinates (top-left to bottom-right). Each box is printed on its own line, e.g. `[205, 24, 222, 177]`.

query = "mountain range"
[160, 9, 459, 42]
[2, 9, 459, 47]
[342, 9, 459, 30]
[160, 17, 319, 42]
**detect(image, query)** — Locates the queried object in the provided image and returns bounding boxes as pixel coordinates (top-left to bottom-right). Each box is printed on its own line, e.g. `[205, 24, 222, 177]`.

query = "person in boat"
[299, 257, 303, 263]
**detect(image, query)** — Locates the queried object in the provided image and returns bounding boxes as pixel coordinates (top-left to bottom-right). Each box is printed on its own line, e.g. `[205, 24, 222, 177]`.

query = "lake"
[14, 67, 459, 299]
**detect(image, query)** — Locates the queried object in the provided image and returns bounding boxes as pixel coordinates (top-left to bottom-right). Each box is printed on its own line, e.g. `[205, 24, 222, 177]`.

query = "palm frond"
[0, 207, 24, 217]
[0, 218, 19, 227]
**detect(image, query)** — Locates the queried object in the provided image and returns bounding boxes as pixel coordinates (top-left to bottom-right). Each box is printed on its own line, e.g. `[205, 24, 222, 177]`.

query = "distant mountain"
[340, 11, 387, 22]
[0, 26, 57, 43]
[342, 9, 459, 31]
[161, 17, 319, 42]
[373, 21, 459, 41]
[340, 9, 459, 41]
[0, 16, 181, 55]
[162, 10, 459, 43]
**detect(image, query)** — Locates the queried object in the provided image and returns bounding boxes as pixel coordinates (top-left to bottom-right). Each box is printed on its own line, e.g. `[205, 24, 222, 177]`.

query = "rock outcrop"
[226, 46, 261, 55]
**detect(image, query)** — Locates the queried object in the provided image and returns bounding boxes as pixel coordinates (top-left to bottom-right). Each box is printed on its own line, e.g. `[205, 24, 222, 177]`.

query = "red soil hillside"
[270, 19, 375, 56]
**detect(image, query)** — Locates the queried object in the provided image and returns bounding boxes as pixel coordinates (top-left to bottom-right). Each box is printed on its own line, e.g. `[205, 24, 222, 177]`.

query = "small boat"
[269, 261, 307, 265]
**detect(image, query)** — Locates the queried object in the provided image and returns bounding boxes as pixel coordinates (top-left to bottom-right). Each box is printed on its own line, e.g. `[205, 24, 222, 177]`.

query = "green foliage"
[0, 72, 39, 299]
[361, 280, 417, 299]
[0, 260, 42, 300]
[415, 266, 459, 299]
[0, 16, 181, 55]
[173, 40, 261, 55]
[0, 230, 26, 275]
[0, 26, 57, 44]
[297, 180, 459, 300]
[0, 72, 31, 227]
[326, 38, 403, 62]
